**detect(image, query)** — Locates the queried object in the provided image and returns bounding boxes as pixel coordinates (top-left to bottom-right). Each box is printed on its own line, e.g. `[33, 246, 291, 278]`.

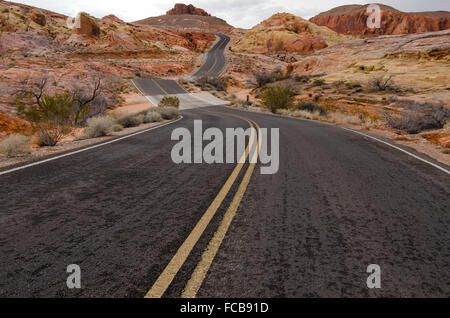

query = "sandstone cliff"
[166, 3, 211, 16]
[233, 13, 350, 55]
[310, 4, 450, 37]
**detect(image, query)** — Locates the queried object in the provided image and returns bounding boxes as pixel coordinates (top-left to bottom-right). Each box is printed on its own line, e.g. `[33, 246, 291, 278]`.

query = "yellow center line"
[145, 115, 257, 298]
[150, 78, 192, 109]
[181, 119, 261, 298]
[205, 37, 224, 75]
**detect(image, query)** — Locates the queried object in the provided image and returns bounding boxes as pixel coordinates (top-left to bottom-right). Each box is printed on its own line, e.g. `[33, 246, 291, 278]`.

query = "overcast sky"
[8, 0, 450, 28]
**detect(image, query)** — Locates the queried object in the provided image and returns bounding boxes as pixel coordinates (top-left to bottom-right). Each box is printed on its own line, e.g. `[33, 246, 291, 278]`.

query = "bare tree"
[71, 76, 104, 125]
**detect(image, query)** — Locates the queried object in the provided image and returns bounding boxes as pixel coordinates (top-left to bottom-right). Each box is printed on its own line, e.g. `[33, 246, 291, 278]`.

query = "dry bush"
[261, 86, 294, 113]
[158, 96, 180, 108]
[157, 107, 179, 120]
[143, 111, 163, 123]
[386, 103, 449, 134]
[295, 101, 326, 115]
[84, 116, 116, 138]
[116, 113, 142, 128]
[328, 113, 362, 125]
[253, 68, 288, 88]
[292, 110, 322, 120]
[0, 134, 31, 157]
[369, 75, 394, 91]
[195, 77, 227, 91]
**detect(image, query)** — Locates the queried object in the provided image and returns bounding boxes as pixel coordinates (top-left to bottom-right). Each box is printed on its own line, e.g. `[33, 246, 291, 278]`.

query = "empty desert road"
[0, 105, 449, 298]
[0, 33, 449, 298]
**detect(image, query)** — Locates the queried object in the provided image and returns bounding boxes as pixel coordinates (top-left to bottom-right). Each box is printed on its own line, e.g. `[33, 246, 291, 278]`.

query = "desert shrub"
[261, 86, 294, 113]
[116, 113, 142, 128]
[328, 113, 362, 125]
[370, 75, 394, 91]
[294, 75, 310, 83]
[387, 113, 444, 134]
[157, 107, 179, 120]
[111, 124, 124, 132]
[292, 110, 322, 120]
[295, 101, 326, 115]
[312, 79, 326, 87]
[386, 103, 449, 134]
[17, 92, 74, 146]
[84, 116, 115, 138]
[143, 111, 163, 123]
[159, 96, 180, 108]
[253, 68, 288, 88]
[195, 76, 227, 91]
[0, 134, 31, 157]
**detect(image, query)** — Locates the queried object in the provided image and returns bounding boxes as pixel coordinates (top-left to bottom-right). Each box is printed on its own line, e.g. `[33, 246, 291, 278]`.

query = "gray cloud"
[8, 0, 450, 28]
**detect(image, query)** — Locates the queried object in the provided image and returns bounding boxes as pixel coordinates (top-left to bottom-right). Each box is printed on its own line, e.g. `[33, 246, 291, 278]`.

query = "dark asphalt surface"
[193, 34, 230, 77]
[1, 32, 449, 298]
[133, 78, 188, 96]
[0, 106, 449, 298]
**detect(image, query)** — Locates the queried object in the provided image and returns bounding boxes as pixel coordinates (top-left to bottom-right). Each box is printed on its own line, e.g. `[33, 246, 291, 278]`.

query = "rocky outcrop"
[101, 14, 125, 24]
[30, 9, 46, 26]
[310, 5, 450, 37]
[166, 3, 210, 16]
[72, 12, 100, 37]
[233, 13, 349, 55]
[283, 36, 328, 55]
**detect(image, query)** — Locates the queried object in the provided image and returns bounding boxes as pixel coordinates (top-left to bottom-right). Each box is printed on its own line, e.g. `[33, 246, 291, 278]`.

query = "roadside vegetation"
[261, 86, 294, 113]
[158, 96, 180, 108]
[83, 107, 179, 139]
[1, 76, 180, 158]
[385, 101, 449, 134]
[0, 134, 31, 158]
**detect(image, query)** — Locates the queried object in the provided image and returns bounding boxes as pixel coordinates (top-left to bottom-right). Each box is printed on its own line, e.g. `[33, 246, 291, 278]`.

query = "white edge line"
[227, 106, 450, 175]
[130, 79, 155, 105]
[340, 127, 450, 175]
[0, 116, 184, 177]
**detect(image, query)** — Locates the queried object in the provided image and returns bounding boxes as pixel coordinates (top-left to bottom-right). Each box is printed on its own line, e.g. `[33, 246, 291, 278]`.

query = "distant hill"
[310, 4, 450, 37]
[232, 13, 351, 55]
[134, 4, 233, 33]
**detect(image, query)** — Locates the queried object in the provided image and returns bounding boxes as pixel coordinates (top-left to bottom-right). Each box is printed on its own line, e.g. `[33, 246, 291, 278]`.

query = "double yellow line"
[205, 36, 226, 75]
[145, 111, 261, 298]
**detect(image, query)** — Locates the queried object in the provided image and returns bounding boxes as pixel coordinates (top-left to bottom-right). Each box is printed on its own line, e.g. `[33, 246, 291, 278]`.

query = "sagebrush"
[0, 134, 31, 157]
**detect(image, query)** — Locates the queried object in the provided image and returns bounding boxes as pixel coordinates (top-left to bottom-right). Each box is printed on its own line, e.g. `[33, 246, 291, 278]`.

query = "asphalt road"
[0, 33, 449, 298]
[0, 106, 449, 298]
[193, 34, 230, 78]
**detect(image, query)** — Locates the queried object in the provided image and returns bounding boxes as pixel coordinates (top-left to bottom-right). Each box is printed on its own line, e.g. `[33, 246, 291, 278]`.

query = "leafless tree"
[71, 76, 104, 125]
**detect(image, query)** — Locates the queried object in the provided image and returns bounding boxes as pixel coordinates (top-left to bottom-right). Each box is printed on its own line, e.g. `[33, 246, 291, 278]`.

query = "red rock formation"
[72, 12, 100, 37]
[101, 15, 125, 24]
[310, 5, 450, 37]
[30, 9, 46, 26]
[166, 3, 210, 16]
[283, 36, 328, 55]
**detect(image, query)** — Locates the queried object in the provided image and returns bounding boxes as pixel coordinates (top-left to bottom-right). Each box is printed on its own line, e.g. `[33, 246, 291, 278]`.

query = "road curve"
[0, 106, 449, 297]
[193, 34, 230, 78]
[0, 31, 449, 298]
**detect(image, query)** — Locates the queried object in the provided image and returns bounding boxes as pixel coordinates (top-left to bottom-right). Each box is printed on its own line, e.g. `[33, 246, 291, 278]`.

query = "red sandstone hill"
[134, 3, 233, 33]
[167, 3, 211, 17]
[310, 4, 450, 37]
